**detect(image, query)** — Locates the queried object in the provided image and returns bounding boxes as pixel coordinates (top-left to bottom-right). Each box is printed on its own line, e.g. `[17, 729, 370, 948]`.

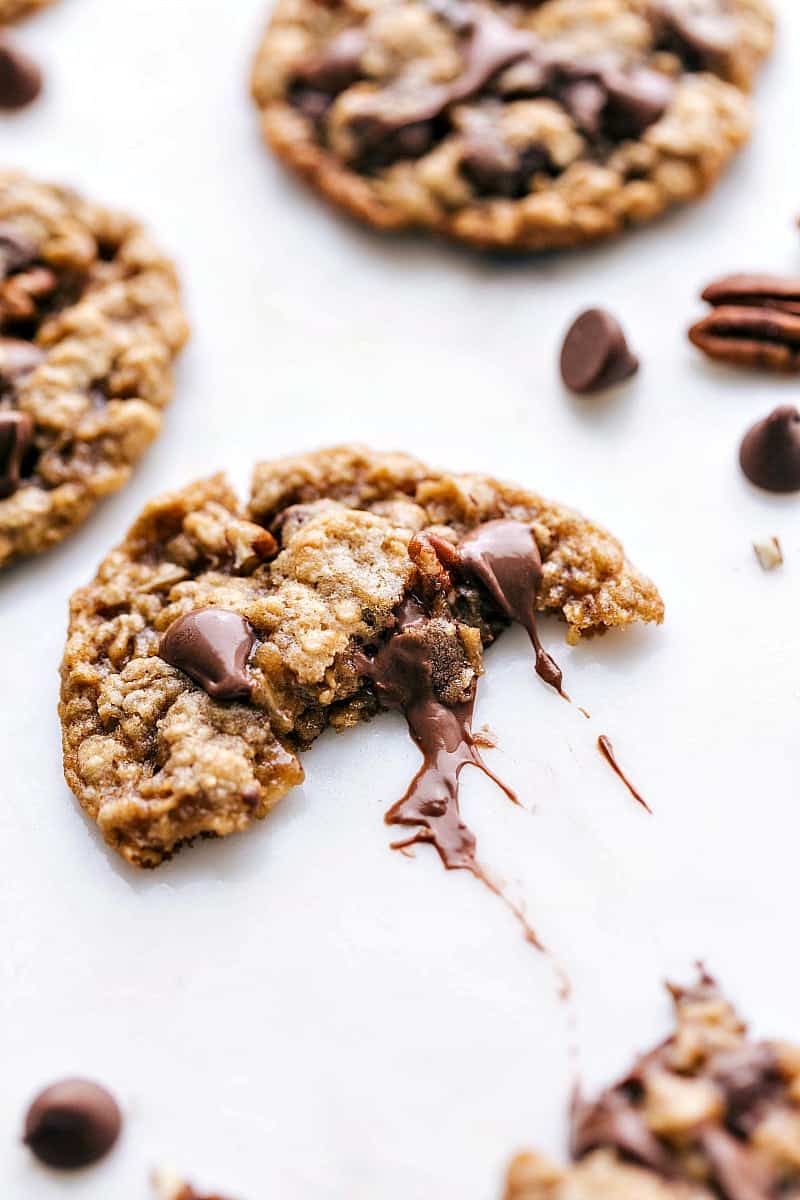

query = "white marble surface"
[1, 1, 799, 1196]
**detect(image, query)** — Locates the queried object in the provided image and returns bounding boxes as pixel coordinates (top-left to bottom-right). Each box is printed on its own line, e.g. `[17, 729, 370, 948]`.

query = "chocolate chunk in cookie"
[504, 969, 800, 1200]
[252, 0, 774, 251]
[60, 446, 662, 868]
[0, 172, 188, 568]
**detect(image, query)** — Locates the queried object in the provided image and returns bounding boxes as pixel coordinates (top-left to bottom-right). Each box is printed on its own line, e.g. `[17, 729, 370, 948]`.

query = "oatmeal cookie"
[251, 0, 774, 250]
[0, 0, 55, 22]
[0, 172, 188, 567]
[505, 969, 800, 1200]
[60, 445, 663, 867]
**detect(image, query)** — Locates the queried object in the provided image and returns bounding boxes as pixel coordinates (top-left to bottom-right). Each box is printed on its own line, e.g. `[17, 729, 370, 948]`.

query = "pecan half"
[702, 274, 800, 316]
[690, 273, 800, 371]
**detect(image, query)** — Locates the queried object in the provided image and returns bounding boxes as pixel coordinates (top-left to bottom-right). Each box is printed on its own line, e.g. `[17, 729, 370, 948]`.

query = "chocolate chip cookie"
[60, 445, 663, 868]
[0, 172, 188, 567]
[505, 969, 800, 1200]
[251, 0, 773, 250]
[0, 0, 55, 21]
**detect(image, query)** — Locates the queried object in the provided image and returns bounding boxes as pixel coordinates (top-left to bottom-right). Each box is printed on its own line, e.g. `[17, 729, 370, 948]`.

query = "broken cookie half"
[504, 969, 800, 1200]
[60, 445, 663, 868]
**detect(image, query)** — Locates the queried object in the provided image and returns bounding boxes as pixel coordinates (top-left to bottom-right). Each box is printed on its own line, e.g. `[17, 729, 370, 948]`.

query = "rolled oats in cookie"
[251, 0, 773, 251]
[504, 969, 800, 1200]
[60, 445, 662, 869]
[0, 172, 188, 567]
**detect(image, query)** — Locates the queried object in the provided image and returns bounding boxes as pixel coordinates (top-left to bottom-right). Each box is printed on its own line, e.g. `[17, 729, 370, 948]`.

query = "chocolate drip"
[356, 597, 516, 871]
[597, 735, 651, 813]
[433, 519, 563, 693]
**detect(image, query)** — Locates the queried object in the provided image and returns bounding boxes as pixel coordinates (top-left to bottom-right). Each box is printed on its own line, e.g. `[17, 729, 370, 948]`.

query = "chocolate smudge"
[597, 735, 651, 813]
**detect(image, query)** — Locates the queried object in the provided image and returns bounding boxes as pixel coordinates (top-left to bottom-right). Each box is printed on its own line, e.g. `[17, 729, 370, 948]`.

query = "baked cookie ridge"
[251, 0, 774, 250]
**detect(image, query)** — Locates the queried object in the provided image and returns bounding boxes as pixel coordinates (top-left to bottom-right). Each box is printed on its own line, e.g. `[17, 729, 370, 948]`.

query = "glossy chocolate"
[23, 1078, 121, 1169]
[597, 735, 651, 813]
[739, 406, 800, 493]
[0, 409, 33, 499]
[561, 308, 639, 394]
[159, 609, 256, 701]
[454, 519, 564, 692]
[356, 598, 516, 870]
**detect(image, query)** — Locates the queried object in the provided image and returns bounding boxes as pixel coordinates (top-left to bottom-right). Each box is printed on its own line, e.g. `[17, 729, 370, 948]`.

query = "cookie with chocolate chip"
[251, 0, 773, 250]
[504, 969, 800, 1200]
[0, 173, 188, 567]
[60, 445, 663, 868]
[0, 0, 55, 22]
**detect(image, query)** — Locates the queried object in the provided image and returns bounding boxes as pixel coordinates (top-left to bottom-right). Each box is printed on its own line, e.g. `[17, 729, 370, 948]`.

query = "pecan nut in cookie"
[60, 446, 663, 869]
[251, 0, 774, 251]
[0, 172, 189, 567]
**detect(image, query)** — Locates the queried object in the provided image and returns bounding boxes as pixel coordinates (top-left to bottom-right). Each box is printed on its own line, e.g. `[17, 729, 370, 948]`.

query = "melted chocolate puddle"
[597, 735, 651, 813]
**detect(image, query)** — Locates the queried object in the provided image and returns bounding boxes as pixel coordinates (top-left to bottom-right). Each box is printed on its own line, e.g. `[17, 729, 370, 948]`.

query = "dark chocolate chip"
[602, 66, 675, 138]
[0, 409, 33, 498]
[0, 39, 42, 110]
[0, 337, 43, 387]
[560, 77, 607, 136]
[0, 222, 37, 276]
[159, 608, 256, 701]
[739, 405, 800, 493]
[23, 1079, 122, 1169]
[288, 83, 332, 123]
[459, 138, 520, 197]
[294, 28, 367, 95]
[659, 1, 737, 67]
[560, 308, 639, 394]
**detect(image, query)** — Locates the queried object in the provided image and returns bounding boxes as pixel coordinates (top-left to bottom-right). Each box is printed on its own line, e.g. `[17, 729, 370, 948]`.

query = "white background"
[1, 1, 799, 1196]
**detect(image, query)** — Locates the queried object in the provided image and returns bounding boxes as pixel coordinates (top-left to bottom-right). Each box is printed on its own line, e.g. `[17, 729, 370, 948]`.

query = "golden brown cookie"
[0, 172, 188, 567]
[251, 0, 774, 250]
[60, 445, 663, 868]
[505, 970, 800, 1200]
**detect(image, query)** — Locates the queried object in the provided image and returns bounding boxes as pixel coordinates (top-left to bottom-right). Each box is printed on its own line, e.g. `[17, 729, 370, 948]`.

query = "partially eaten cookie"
[505, 970, 800, 1200]
[60, 445, 663, 868]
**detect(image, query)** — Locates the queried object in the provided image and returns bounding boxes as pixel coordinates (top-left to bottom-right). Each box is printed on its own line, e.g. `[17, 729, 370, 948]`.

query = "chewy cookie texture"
[0, 172, 188, 567]
[252, 0, 774, 250]
[505, 971, 800, 1200]
[60, 445, 662, 868]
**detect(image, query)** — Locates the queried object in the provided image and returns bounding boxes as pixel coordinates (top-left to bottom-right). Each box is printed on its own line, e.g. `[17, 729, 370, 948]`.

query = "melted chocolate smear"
[436, 520, 564, 695]
[597, 735, 651, 813]
[356, 598, 550, 957]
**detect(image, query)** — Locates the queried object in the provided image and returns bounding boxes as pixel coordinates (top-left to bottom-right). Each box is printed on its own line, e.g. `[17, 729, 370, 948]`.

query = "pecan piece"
[702, 274, 800, 316]
[689, 305, 800, 372]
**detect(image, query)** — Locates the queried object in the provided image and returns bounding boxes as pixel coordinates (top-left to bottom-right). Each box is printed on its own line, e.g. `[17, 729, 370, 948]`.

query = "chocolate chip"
[23, 1079, 122, 1169]
[459, 138, 520, 197]
[560, 77, 607, 136]
[658, 0, 737, 68]
[159, 608, 257, 701]
[0, 337, 43, 387]
[288, 84, 331, 123]
[0, 409, 33, 498]
[0, 223, 37, 276]
[602, 66, 674, 138]
[560, 309, 639, 394]
[0, 39, 42, 110]
[294, 28, 367, 95]
[739, 406, 800, 493]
